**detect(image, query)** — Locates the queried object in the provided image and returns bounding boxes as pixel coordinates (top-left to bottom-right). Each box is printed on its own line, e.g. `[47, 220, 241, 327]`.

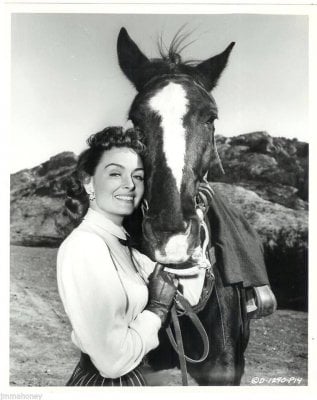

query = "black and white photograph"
[2, 1, 315, 396]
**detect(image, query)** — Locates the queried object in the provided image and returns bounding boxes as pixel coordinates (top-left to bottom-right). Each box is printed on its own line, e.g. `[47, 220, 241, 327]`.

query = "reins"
[165, 183, 214, 386]
[166, 293, 210, 386]
[140, 180, 214, 385]
[167, 294, 211, 363]
[141, 181, 215, 386]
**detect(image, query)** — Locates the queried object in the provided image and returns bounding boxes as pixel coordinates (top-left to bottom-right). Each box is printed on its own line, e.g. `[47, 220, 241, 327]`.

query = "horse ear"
[117, 27, 149, 91]
[195, 42, 235, 91]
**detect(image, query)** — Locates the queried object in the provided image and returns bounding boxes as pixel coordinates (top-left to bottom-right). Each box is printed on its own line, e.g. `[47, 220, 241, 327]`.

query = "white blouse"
[57, 208, 161, 379]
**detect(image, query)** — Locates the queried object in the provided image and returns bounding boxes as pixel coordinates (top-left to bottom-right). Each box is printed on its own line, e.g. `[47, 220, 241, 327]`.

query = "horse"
[117, 27, 254, 386]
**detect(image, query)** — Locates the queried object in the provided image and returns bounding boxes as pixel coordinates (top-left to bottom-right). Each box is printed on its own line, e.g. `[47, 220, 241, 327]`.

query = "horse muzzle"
[142, 215, 200, 265]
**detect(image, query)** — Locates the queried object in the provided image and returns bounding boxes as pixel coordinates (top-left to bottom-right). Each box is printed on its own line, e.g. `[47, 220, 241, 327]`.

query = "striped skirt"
[66, 352, 147, 386]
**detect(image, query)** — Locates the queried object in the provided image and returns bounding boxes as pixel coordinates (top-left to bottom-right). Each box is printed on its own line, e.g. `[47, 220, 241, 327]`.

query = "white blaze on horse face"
[149, 82, 188, 192]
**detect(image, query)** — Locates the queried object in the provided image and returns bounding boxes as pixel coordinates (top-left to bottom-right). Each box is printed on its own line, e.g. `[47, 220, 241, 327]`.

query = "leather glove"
[145, 264, 178, 325]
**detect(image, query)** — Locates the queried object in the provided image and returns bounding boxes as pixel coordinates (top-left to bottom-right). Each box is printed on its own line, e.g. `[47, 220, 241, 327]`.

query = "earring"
[141, 199, 149, 216]
[88, 192, 95, 201]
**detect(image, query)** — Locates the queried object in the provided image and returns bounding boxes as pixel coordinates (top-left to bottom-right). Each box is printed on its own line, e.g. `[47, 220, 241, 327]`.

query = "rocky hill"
[10, 151, 77, 247]
[208, 131, 308, 210]
[10, 132, 308, 309]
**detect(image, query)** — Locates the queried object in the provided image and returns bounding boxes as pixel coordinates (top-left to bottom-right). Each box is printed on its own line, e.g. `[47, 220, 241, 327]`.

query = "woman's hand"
[145, 264, 178, 325]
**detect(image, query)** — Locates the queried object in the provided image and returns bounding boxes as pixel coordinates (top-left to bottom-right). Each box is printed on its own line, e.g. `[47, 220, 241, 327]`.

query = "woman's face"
[85, 147, 144, 225]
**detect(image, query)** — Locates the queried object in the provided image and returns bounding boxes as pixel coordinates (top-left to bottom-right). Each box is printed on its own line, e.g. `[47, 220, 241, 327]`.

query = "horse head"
[117, 27, 235, 265]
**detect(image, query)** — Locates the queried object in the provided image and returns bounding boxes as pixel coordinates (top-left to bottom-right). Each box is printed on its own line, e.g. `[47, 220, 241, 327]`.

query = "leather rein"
[166, 183, 215, 385]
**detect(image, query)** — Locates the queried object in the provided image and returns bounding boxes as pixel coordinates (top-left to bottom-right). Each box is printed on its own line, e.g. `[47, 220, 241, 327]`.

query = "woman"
[57, 126, 177, 386]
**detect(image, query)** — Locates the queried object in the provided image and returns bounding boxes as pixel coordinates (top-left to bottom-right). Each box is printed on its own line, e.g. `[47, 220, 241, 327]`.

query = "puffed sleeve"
[57, 231, 161, 378]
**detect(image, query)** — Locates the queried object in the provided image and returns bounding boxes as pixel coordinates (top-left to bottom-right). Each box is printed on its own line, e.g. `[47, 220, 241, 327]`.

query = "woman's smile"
[115, 194, 135, 202]
[85, 146, 144, 225]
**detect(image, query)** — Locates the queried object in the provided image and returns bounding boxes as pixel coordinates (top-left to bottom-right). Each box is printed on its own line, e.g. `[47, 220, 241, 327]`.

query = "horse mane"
[156, 26, 199, 67]
[148, 28, 226, 175]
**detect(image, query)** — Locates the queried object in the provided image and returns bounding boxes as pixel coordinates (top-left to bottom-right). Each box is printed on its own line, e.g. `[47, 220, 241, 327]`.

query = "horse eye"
[204, 116, 217, 125]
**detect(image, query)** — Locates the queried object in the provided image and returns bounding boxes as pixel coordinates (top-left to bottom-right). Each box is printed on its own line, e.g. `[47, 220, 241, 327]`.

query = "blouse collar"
[82, 208, 128, 241]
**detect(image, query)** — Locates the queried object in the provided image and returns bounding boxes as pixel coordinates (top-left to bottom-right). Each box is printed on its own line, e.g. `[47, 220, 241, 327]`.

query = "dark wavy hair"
[65, 126, 146, 222]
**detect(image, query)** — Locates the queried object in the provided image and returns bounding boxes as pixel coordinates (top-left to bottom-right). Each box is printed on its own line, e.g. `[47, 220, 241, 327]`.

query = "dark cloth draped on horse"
[208, 188, 269, 288]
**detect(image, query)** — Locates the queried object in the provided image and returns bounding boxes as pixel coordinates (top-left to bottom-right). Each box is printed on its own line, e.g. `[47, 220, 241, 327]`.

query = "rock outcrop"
[208, 131, 308, 210]
[10, 133, 308, 309]
[10, 152, 77, 247]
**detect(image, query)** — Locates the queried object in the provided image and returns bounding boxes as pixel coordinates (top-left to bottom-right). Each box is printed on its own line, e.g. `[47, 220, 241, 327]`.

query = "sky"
[10, 13, 308, 173]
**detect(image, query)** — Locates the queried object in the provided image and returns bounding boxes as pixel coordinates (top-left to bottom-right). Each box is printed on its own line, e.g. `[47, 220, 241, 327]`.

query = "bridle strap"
[169, 304, 188, 386]
[142, 74, 224, 175]
[140, 73, 208, 96]
[164, 182, 215, 385]
[140, 73, 218, 115]
[166, 292, 210, 364]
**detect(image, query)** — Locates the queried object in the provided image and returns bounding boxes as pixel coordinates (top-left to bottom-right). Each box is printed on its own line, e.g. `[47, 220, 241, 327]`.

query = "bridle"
[141, 181, 216, 386]
[131, 72, 225, 179]
[140, 72, 211, 98]
[133, 74, 223, 384]
[166, 182, 215, 386]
